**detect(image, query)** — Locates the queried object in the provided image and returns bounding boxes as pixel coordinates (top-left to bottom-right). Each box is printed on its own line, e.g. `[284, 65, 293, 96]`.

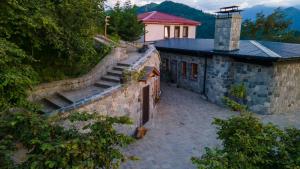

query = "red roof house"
[138, 11, 201, 42]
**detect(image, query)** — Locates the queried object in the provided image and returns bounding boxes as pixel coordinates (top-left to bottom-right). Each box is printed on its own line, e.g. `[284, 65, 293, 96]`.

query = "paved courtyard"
[121, 83, 300, 169]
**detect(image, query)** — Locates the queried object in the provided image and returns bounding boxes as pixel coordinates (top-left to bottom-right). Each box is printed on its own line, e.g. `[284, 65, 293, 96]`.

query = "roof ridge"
[142, 11, 157, 21]
[250, 40, 281, 58]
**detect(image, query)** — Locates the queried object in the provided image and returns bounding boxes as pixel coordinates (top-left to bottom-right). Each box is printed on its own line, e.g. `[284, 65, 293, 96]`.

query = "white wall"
[144, 24, 197, 42]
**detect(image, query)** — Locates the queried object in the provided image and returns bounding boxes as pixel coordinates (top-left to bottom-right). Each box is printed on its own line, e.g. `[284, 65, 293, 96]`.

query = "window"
[164, 26, 170, 38]
[183, 26, 189, 38]
[181, 61, 187, 79]
[162, 58, 169, 71]
[174, 26, 180, 38]
[191, 63, 198, 80]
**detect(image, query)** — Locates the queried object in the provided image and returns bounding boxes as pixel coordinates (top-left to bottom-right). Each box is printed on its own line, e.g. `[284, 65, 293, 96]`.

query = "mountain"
[136, 3, 158, 13]
[137, 1, 216, 39]
[284, 7, 300, 31]
[241, 5, 300, 31]
[242, 5, 276, 20]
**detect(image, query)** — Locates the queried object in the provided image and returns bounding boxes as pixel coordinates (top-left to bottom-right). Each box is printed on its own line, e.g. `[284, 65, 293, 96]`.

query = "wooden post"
[105, 16, 110, 37]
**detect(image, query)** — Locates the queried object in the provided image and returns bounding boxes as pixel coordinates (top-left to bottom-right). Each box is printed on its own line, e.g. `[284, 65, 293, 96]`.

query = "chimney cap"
[216, 5, 243, 14]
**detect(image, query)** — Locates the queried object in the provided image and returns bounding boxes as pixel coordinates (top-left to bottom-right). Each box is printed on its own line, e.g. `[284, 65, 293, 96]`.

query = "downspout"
[202, 55, 208, 98]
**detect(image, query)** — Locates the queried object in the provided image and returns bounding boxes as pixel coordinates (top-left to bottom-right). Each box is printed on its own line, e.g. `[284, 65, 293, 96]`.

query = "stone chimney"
[214, 6, 242, 51]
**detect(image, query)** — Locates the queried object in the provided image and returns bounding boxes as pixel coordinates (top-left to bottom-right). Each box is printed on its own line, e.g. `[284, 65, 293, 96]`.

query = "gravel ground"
[121, 83, 300, 169]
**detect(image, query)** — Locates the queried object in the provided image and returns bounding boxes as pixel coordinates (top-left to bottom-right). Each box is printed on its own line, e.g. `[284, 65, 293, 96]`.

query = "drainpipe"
[202, 55, 208, 98]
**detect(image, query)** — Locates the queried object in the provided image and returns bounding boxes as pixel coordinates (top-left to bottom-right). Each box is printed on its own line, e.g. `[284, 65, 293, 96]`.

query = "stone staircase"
[40, 62, 131, 114]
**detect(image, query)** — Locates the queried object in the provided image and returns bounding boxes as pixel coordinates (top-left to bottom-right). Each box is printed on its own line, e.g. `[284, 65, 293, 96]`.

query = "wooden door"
[142, 85, 150, 125]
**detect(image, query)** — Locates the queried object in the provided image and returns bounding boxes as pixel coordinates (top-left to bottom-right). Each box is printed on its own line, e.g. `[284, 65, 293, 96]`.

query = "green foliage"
[222, 97, 248, 112]
[241, 8, 300, 43]
[0, 38, 37, 112]
[229, 84, 247, 100]
[108, 0, 144, 42]
[0, 111, 134, 169]
[223, 84, 248, 113]
[0, 0, 108, 82]
[192, 114, 300, 169]
[123, 69, 146, 83]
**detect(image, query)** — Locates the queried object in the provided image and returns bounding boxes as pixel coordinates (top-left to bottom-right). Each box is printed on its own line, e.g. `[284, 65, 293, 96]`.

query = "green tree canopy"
[0, 0, 108, 82]
[241, 8, 300, 43]
[108, 0, 144, 42]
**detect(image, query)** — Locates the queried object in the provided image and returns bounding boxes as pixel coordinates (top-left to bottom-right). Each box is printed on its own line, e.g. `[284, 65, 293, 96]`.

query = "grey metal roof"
[154, 38, 300, 62]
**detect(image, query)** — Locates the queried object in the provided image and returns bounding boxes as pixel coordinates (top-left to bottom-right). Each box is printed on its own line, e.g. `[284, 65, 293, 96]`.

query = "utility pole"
[105, 16, 110, 37]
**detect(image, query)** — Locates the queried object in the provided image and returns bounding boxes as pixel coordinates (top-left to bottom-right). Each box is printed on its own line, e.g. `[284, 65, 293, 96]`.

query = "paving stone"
[121, 83, 300, 169]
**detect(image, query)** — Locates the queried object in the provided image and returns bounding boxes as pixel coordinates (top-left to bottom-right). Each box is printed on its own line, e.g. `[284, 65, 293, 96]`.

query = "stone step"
[117, 63, 131, 67]
[61, 86, 105, 102]
[56, 92, 74, 104]
[113, 65, 128, 71]
[101, 75, 121, 83]
[94, 80, 118, 88]
[40, 99, 58, 114]
[107, 70, 123, 77]
[45, 93, 73, 108]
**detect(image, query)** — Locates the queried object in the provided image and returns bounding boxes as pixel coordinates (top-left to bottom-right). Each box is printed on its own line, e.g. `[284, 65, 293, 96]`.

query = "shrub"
[0, 112, 134, 169]
[192, 114, 300, 169]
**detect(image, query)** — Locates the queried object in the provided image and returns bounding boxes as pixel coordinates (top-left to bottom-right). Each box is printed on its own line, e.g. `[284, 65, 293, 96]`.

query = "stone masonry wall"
[29, 47, 128, 101]
[270, 61, 300, 114]
[214, 14, 242, 51]
[207, 55, 275, 114]
[160, 52, 206, 93]
[159, 51, 286, 115]
[73, 48, 161, 135]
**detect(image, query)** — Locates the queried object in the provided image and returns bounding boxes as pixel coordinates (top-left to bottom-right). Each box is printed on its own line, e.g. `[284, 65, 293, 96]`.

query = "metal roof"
[138, 11, 201, 26]
[154, 38, 300, 62]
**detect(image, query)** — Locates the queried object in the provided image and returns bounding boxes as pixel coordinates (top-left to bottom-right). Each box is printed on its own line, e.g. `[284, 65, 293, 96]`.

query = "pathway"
[121, 83, 300, 169]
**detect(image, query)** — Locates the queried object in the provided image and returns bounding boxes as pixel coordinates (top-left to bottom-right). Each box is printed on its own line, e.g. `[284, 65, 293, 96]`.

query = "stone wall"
[160, 52, 206, 93]
[270, 61, 300, 114]
[71, 47, 161, 135]
[206, 55, 275, 114]
[29, 47, 128, 101]
[159, 51, 300, 115]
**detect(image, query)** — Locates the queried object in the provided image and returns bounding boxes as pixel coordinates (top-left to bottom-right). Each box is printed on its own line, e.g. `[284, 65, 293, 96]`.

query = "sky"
[106, 0, 300, 12]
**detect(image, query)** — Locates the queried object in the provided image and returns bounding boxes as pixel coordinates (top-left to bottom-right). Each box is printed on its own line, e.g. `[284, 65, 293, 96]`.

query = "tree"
[241, 8, 300, 43]
[0, 1, 134, 168]
[108, 1, 144, 42]
[0, 0, 109, 82]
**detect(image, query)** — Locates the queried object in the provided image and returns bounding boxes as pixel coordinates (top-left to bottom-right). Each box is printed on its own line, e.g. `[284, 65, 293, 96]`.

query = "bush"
[0, 112, 134, 169]
[192, 114, 300, 169]
[223, 84, 248, 113]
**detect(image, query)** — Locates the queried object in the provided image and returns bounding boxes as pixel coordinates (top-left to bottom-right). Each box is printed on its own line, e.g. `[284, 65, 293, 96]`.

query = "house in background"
[138, 11, 200, 42]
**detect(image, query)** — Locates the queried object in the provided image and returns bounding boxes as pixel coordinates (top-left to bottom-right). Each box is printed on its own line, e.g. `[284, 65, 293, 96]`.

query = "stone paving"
[121, 83, 300, 169]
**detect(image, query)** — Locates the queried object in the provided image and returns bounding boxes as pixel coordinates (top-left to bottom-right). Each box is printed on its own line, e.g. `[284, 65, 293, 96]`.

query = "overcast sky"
[107, 0, 300, 12]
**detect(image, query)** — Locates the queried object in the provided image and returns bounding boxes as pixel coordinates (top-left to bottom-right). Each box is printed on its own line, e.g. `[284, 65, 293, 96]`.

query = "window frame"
[162, 58, 169, 71]
[174, 26, 180, 38]
[164, 26, 170, 39]
[183, 26, 189, 38]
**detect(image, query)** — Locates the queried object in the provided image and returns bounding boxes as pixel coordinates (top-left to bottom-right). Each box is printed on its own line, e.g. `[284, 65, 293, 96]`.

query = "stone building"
[155, 6, 300, 114]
